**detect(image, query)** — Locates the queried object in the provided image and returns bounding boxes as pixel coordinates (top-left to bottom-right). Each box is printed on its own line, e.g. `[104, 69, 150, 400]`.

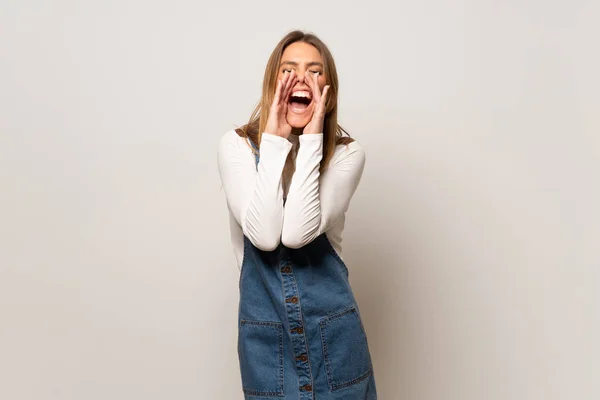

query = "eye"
[310, 71, 321, 76]
[282, 68, 293, 73]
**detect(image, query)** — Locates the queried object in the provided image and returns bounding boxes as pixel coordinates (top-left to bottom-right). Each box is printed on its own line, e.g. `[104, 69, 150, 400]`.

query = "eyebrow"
[280, 61, 324, 68]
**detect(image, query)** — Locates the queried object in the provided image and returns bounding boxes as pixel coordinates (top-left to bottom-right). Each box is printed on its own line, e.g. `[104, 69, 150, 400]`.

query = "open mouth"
[288, 91, 313, 113]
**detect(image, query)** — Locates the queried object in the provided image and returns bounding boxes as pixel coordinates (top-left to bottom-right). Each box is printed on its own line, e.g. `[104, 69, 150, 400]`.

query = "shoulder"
[331, 137, 366, 167]
[218, 129, 252, 154]
[219, 128, 244, 146]
[217, 129, 257, 173]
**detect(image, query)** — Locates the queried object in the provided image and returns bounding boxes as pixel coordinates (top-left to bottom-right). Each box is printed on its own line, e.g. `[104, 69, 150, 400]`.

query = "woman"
[218, 30, 377, 399]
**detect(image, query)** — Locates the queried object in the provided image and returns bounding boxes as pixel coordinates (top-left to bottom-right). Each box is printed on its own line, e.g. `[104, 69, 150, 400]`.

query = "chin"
[287, 116, 310, 129]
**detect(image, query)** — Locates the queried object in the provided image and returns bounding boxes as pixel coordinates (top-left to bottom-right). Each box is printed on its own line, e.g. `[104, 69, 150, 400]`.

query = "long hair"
[236, 30, 353, 185]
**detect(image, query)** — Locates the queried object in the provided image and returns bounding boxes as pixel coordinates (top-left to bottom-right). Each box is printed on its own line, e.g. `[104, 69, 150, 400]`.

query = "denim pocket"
[319, 307, 373, 391]
[238, 320, 284, 397]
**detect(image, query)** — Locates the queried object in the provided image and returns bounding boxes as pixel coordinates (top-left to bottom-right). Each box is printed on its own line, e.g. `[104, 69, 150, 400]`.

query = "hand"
[265, 70, 298, 139]
[303, 73, 330, 135]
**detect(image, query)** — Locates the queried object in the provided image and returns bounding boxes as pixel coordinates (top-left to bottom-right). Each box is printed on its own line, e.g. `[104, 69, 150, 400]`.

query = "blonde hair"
[236, 30, 353, 187]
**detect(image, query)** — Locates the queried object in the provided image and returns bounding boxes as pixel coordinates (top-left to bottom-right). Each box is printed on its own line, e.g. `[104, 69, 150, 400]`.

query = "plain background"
[1, 1, 598, 399]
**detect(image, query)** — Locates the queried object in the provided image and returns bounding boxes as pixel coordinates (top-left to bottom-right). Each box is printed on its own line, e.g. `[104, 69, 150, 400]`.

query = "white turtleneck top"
[217, 129, 365, 270]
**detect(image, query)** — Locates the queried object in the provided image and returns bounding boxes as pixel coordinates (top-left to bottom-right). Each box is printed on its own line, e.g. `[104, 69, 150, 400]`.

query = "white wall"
[1, 1, 598, 399]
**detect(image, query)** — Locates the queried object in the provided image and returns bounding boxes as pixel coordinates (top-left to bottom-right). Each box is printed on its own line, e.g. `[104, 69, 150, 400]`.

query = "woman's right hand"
[265, 70, 298, 139]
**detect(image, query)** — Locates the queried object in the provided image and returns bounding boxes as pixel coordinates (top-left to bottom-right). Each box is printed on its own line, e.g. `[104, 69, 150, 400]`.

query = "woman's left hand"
[303, 73, 330, 135]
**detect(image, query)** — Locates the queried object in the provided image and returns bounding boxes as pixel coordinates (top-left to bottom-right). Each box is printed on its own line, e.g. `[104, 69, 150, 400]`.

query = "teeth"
[291, 91, 311, 99]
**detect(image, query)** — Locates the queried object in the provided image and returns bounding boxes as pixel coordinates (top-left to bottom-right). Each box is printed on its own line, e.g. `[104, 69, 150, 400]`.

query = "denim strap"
[248, 138, 259, 170]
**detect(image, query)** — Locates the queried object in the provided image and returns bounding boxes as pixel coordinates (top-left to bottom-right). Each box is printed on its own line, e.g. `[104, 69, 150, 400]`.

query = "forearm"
[282, 138, 366, 249]
[244, 134, 291, 250]
[218, 131, 292, 251]
[281, 134, 323, 248]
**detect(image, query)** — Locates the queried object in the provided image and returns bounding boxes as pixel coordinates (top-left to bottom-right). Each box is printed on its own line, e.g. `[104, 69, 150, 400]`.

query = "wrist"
[299, 133, 324, 142]
[303, 125, 323, 135]
[264, 131, 290, 139]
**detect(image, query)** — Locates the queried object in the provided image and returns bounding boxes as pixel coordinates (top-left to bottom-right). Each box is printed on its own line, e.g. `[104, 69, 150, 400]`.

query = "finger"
[278, 71, 290, 105]
[281, 84, 295, 111]
[312, 71, 321, 90]
[271, 79, 283, 109]
[282, 70, 297, 104]
[272, 79, 284, 108]
[309, 72, 321, 103]
[279, 72, 295, 115]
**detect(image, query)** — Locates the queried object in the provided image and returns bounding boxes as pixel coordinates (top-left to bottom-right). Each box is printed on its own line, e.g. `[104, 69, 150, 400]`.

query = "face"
[278, 41, 327, 129]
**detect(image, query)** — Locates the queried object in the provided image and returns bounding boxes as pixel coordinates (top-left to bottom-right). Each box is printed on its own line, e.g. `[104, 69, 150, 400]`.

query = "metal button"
[286, 296, 298, 304]
[281, 265, 292, 273]
[291, 326, 304, 334]
[296, 354, 308, 362]
[301, 384, 313, 392]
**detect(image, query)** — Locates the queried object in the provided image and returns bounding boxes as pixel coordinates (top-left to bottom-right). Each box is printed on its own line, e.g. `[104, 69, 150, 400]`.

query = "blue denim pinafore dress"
[237, 139, 377, 399]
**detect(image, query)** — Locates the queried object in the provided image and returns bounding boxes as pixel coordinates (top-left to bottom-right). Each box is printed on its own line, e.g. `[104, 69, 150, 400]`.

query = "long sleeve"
[281, 134, 366, 249]
[217, 130, 292, 251]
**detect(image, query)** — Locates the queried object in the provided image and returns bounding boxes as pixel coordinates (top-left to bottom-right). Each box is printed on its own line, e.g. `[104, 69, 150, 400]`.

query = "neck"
[291, 127, 303, 136]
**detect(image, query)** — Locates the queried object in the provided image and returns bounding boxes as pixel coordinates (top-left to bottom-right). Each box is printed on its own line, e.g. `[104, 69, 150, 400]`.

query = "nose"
[296, 71, 305, 83]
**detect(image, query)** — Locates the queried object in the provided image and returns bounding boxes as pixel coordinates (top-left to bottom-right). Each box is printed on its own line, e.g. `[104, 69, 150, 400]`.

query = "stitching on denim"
[319, 320, 334, 391]
[287, 267, 315, 399]
[239, 320, 284, 396]
[240, 241, 285, 396]
[301, 245, 325, 396]
[319, 307, 372, 392]
[278, 320, 284, 395]
[331, 368, 373, 391]
[242, 389, 284, 397]
[240, 320, 282, 327]
[278, 252, 303, 398]
[245, 242, 284, 325]
[288, 269, 304, 334]
[319, 306, 356, 324]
